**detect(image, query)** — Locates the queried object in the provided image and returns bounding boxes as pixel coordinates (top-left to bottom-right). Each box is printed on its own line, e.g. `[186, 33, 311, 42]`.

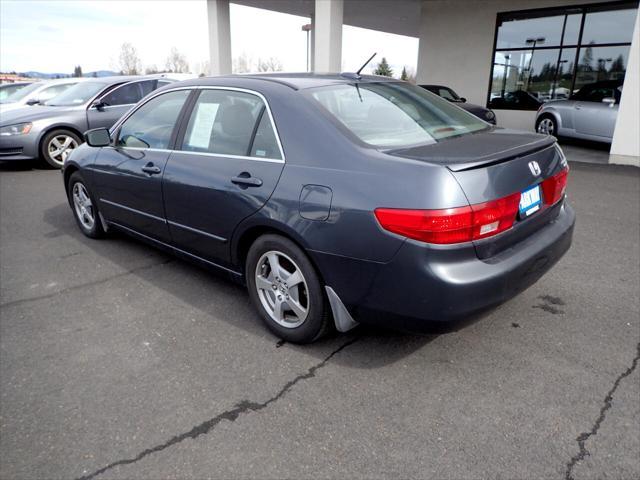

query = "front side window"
[308, 82, 487, 148]
[117, 89, 190, 149]
[102, 82, 143, 106]
[181, 89, 281, 159]
[488, 3, 638, 110]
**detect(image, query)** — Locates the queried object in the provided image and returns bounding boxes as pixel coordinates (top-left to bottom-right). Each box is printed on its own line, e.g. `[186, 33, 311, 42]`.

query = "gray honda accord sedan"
[0, 76, 172, 167]
[62, 73, 574, 343]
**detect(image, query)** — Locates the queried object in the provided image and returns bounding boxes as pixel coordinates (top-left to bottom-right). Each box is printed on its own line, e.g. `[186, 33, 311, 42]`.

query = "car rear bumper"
[314, 201, 575, 332]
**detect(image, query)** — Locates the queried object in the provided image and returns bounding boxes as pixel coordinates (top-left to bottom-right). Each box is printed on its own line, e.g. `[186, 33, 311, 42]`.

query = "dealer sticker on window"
[519, 185, 542, 217]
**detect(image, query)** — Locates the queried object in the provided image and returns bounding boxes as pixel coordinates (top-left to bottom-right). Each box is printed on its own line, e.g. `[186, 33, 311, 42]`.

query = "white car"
[0, 78, 87, 112]
[535, 80, 622, 143]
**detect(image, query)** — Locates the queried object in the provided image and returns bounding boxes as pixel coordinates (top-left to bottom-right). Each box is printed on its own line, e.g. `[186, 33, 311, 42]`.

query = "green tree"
[373, 57, 393, 77]
[73, 65, 83, 77]
[400, 66, 408, 81]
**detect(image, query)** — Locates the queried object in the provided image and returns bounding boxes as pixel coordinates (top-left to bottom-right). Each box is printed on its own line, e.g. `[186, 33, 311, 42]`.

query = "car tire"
[40, 129, 82, 169]
[246, 234, 332, 343]
[67, 171, 105, 239]
[536, 114, 557, 136]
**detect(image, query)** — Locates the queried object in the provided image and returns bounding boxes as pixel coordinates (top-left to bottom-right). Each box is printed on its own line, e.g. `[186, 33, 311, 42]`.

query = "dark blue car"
[62, 74, 575, 343]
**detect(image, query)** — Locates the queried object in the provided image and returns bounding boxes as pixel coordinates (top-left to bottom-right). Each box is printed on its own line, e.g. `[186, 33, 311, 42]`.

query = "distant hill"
[18, 70, 120, 79]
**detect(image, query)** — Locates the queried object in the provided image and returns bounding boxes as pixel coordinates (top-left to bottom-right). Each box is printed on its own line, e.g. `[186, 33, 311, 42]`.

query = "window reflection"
[489, 4, 638, 110]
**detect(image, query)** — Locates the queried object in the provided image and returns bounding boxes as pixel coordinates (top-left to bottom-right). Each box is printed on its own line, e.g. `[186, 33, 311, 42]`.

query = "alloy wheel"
[537, 118, 555, 135]
[72, 182, 95, 231]
[48, 134, 78, 166]
[254, 250, 309, 328]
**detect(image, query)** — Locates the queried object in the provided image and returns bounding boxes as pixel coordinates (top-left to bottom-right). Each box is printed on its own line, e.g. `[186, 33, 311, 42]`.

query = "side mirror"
[25, 98, 40, 106]
[90, 99, 106, 111]
[602, 97, 616, 106]
[84, 128, 111, 147]
[460, 97, 467, 103]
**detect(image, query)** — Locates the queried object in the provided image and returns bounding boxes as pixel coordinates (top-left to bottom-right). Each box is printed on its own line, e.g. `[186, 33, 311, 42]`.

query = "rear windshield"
[307, 82, 488, 148]
[45, 81, 108, 106]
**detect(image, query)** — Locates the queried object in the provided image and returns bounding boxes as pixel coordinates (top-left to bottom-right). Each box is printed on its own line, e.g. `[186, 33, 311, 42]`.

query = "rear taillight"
[541, 166, 569, 206]
[374, 192, 521, 245]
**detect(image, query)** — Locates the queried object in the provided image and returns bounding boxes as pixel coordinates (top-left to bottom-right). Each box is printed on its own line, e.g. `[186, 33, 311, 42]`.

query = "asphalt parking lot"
[0, 159, 638, 480]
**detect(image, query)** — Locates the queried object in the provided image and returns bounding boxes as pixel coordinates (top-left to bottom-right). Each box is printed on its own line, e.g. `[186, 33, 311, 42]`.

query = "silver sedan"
[535, 80, 622, 143]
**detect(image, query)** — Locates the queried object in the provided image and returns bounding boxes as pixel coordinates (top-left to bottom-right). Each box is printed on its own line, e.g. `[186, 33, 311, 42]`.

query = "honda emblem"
[528, 161, 541, 176]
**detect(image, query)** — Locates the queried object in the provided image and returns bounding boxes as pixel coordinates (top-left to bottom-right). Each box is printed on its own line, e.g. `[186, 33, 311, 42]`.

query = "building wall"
[610, 9, 640, 165]
[416, 0, 613, 131]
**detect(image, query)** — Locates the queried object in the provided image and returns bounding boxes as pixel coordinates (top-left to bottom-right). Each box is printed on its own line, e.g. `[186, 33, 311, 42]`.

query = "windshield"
[0, 82, 41, 104]
[307, 82, 488, 148]
[44, 81, 107, 106]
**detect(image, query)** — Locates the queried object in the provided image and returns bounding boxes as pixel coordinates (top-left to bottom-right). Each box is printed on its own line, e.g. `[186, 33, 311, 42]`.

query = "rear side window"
[250, 112, 281, 159]
[181, 89, 281, 159]
[117, 90, 190, 149]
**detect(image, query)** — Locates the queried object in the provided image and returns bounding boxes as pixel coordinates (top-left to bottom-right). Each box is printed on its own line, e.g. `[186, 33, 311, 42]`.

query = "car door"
[89, 89, 192, 242]
[162, 88, 285, 265]
[573, 85, 619, 139]
[86, 79, 160, 130]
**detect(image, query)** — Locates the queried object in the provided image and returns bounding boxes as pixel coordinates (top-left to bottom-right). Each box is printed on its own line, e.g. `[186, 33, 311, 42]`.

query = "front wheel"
[41, 129, 81, 168]
[67, 172, 105, 239]
[536, 115, 557, 136]
[246, 234, 332, 343]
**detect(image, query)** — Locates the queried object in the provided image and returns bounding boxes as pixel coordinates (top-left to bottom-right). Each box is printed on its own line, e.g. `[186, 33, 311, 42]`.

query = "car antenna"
[340, 52, 377, 81]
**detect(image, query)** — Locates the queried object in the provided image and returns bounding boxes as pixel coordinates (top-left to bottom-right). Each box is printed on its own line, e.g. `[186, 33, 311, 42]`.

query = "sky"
[0, 0, 418, 76]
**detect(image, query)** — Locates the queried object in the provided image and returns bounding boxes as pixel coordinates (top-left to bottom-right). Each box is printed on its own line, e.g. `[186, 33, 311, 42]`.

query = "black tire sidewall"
[67, 171, 104, 238]
[41, 129, 81, 169]
[246, 234, 328, 343]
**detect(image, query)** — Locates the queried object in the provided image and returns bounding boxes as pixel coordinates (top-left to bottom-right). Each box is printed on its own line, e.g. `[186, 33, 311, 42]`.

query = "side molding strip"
[325, 286, 359, 333]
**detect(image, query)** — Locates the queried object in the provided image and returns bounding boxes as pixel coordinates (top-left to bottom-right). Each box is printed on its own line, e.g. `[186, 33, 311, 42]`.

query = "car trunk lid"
[387, 129, 568, 258]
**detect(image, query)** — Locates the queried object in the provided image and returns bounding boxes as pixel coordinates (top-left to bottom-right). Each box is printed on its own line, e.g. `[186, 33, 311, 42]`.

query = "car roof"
[174, 72, 402, 90]
[420, 84, 449, 89]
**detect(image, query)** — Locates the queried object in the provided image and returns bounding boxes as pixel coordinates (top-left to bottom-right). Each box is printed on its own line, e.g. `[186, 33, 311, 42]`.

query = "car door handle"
[231, 173, 263, 187]
[141, 163, 161, 175]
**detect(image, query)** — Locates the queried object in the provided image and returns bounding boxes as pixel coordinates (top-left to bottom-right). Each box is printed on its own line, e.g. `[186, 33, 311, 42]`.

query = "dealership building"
[206, 0, 640, 166]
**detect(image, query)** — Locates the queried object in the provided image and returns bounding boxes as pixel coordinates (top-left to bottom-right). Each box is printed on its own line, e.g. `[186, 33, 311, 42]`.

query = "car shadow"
[0, 160, 51, 171]
[42, 202, 454, 369]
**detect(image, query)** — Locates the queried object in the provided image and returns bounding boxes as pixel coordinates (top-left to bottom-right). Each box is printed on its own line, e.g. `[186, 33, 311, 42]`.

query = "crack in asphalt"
[564, 342, 640, 480]
[0, 259, 173, 309]
[75, 337, 359, 480]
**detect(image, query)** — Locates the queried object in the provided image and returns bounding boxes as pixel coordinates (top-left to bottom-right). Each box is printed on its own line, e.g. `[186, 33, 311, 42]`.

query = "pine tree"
[73, 65, 83, 77]
[400, 66, 408, 81]
[373, 57, 393, 77]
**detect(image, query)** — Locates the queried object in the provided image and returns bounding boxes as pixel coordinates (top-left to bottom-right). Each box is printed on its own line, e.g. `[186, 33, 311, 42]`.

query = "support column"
[313, 0, 343, 72]
[610, 7, 640, 166]
[310, 13, 315, 72]
[207, 0, 232, 76]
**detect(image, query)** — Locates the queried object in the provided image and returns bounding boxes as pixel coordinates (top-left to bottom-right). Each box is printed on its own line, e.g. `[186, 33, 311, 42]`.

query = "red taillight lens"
[374, 192, 521, 245]
[541, 167, 569, 206]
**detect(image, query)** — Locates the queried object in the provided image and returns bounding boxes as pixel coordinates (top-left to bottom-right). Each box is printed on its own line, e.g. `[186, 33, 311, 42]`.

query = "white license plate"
[519, 185, 541, 217]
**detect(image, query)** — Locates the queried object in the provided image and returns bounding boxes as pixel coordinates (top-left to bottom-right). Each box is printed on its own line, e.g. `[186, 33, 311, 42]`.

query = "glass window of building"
[488, 2, 638, 110]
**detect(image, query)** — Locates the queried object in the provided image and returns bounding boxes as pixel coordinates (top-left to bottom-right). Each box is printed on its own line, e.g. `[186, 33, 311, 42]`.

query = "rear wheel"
[536, 115, 557, 136]
[41, 129, 81, 168]
[246, 234, 332, 343]
[67, 171, 105, 238]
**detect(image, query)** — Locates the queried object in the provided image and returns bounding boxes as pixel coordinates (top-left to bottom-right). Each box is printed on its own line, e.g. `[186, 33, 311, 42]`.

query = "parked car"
[0, 76, 172, 167]
[63, 74, 574, 343]
[535, 80, 623, 142]
[0, 78, 85, 112]
[420, 84, 496, 124]
[0, 82, 33, 102]
[489, 90, 543, 110]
